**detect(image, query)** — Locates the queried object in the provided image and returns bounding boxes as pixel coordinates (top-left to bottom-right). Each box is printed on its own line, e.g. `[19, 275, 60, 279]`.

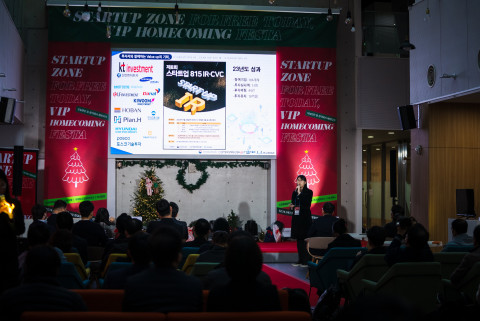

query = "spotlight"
[269, 0, 276, 4]
[63, 2, 71, 17]
[98, 2, 102, 12]
[326, 8, 333, 21]
[350, 23, 356, 32]
[175, 1, 179, 24]
[82, 2, 91, 21]
[345, 10, 352, 24]
[106, 25, 111, 38]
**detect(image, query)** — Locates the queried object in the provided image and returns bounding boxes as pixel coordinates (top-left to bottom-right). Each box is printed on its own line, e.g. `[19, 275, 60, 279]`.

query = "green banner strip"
[76, 106, 109, 120]
[22, 170, 37, 179]
[43, 193, 107, 206]
[276, 193, 337, 208]
[305, 110, 336, 123]
[48, 7, 337, 48]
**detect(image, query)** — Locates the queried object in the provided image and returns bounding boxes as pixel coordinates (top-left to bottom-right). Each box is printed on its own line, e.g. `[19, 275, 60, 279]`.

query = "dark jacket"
[312, 233, 362, 257]
[185, 237, 210, 248]
[196, 245, 226, 264]
[100, 235, 130, 271]
[291, 187, 313, 239]
[203, 267, 272, 290]
[147, 218, 185, 237]
[307, 215, 338, 237]
[72, 220, 108, 247]
[123, 266, 203, 312]
[450, 246, 480, 286]
[384, 235, 434, 266]
[350, 246, 387, 270]
[174, 218, 188, 240]
[103, 263, 150, 289]
[384, 221, 397, 239]
[0, 277, 86, 320]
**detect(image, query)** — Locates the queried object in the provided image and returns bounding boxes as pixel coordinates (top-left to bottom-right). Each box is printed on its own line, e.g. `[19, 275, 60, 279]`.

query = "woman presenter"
[290, 175, 313, 266]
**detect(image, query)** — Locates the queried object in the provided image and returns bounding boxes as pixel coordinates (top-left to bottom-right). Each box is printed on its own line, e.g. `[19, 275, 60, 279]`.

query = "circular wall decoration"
[427, 64, 436, 87]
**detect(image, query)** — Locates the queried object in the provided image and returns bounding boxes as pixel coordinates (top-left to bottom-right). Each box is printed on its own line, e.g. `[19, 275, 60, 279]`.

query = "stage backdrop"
[43, 42, 110, 212]
[276, 47, 337, 230]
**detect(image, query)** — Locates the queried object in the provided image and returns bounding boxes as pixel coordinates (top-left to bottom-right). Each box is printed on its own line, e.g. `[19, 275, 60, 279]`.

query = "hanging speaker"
[12, 145, 23, 196]
[456, 189, 475, 217]
[397, 105, 416, 130]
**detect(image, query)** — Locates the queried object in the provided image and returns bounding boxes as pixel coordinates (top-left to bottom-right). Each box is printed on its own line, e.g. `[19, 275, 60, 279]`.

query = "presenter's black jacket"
[291, 187, 313, 239]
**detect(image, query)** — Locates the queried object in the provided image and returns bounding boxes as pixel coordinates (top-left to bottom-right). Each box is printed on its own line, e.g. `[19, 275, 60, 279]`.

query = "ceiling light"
[326, 0, 333, 21]
[388, 131, 395, 135]
[367, 135, 374, 139]
[350, 23, 356, 33]
[375, 148, 381, 151]
[82, 2, 91, 21]
[362, 149, 366, 152]
[63, 2, 71, 17]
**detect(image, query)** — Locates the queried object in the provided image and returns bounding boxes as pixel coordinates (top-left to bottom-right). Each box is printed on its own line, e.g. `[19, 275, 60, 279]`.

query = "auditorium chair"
[441, 245, 474, 252]
[102, 253, 128, 277]
[181, 254, 200, 274]
[432, 252, 468, 279]
[58, 262, 91, 289]
[305, 237, 335, 262]
[361, 262, 442, 314]
[64, 253, 91, 280]
[179, 247, 200, 269]
[441, 261, 480, 304]
[98, 262, 132, 288]
[307, 247, 366, 296]
[336, 254, 389, 302]
[21, 312, 165, 321]
[189, 262, 220, 280]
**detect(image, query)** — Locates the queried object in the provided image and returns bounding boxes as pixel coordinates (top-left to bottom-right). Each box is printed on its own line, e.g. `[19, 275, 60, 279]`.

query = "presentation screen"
[109, 50, 276, 158]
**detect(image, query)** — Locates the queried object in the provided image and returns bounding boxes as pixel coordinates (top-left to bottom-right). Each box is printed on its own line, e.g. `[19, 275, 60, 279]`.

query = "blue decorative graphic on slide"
[110, 147, 132, 154]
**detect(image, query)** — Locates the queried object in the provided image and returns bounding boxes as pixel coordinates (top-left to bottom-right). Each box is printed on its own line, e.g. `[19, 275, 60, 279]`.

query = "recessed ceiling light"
[363, 161, 367, 164]
[362, 149, 366, 152]
[388, 131, 395, 135]
[367, 136, 374, 139]
[376, 148, 381, 151]
[391, 146, 396, 149]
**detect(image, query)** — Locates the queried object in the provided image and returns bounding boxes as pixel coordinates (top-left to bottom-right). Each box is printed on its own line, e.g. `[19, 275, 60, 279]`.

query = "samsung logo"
[140, 77, 153, 82]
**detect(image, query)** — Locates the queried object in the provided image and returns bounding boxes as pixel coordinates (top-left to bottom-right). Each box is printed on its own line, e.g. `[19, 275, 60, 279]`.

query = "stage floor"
[258, 241, 298, 263]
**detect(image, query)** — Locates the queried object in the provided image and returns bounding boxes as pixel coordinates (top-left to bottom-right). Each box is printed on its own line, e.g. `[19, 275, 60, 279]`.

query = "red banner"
[0, 148, 38, 217]
[276, 47, 337, 228]
[44, 42, 110, 212]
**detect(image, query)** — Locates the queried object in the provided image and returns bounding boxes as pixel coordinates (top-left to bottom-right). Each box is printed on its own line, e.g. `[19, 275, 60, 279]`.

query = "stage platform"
[258, 241, 298, 263]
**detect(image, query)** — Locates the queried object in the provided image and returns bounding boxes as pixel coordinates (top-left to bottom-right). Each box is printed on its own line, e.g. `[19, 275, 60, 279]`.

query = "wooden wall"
[426, 103, 480, 243]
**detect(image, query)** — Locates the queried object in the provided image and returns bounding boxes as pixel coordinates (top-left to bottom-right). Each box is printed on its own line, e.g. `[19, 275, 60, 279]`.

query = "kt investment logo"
[117, 62, 153, 78]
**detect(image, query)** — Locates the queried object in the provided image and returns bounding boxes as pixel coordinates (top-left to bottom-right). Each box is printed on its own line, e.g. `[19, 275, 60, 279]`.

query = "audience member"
[0, 245, 86, 320]
[384, 205, 404, 239]
[103, 232, 151, 289]
[31, 204, 48, 223]
[307, 202, 339, 237]
[101, 213, 135, 270]
[450, 225, 480, 286]
[206, 233, 281, 312]
[146, 199, 185, 238]
[95, 207, 115, 238]
[123, 226, 203, 312]
[0, 169, 25, 235]
[50, 229, 74, 254]
[325, 219, 362, 252]
[185, 218, 211, 247]
[0, 212, 19, 294]
[196, 231, 228, 264]
[444, 219, 473, 248]
[199, 217, 230, 253]
[18, 222, 54, 274]
[47, 199, 67, 231]
[350, 226, 387, 269]
[56, 211, 88, 264]
[385, 223, 433, 266]
[72, 201, 107, 247]
[171, 201, 188, 240]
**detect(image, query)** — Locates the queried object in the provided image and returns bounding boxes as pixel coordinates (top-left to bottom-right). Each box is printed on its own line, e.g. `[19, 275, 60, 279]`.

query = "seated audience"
[196, 231, 228, 264]
[95, 207, 115, 239]
[47, 199, 67, 231]
[206, 233, 281, 312]
[325, 219, 362, 252]
[171, 201, 188, 240]
[0, 245, 86, 320]
[103, 232, 151, 289]
[123, 226, 203, 312]
[184, 218, 211, 247]
[444, 219, 473, 248]
[384, 205, 404, 239]
[307, 202, 338, 237]
[146, 199, 185, 238]
[350, 226, 387, 269]
[385, 223, 433, 266]
[72, 201, 107, 247]
[50, 229, 74, 254]
[450, 225, 480, 286]
[199, 217, 230, 253]
[56, 211, 88, 264]
[31, 204, 48, 223]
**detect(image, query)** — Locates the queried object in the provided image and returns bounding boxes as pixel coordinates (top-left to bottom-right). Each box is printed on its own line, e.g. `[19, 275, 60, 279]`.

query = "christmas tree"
[62, 147, 89, 188]
[296, 150, 320, 185]
[132, 168, 165, 223]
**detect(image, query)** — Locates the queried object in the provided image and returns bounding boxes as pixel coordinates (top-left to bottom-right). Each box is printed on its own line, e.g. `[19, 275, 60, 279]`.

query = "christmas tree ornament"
[62, 147, 89, 188]
[295, 150, 320, 186]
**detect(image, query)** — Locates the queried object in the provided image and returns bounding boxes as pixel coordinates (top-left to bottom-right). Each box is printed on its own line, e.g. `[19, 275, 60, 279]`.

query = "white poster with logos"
[110, 51, 276, 158]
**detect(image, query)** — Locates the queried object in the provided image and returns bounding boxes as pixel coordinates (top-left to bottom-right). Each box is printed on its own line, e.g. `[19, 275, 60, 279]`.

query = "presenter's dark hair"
[148, 226, 182, 267]
[56, 211, 73, 230]
[170, 202, 179, 218]
[155, 199, 171, 217]
[296, 175, 308, 187]
[53, 199, 67, 210]
[323, 202, 335, 215]
[451, 219, 468, 235]
[79, 201, 94, 218]
[367, 226, 386, 247]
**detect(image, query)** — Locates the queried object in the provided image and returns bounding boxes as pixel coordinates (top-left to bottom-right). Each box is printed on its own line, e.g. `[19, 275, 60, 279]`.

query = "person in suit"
[72, 201, 107, 247]
[146, 199, 185, 239]
[103, 232, 151, 289]
[290, 175, 313, 266]
[206, 233, 281, 312]
[385, 223, 433, 266]
[308, 202, 338, 238]
[0, 245, 86, 320]
[196, 231, 228, 264]
[450, 225, 480, 286]
[325, 218, 362, 252]
[122, 226, 203, 312]
[350, 226, 387, 269]
[170, 202, 188, 240]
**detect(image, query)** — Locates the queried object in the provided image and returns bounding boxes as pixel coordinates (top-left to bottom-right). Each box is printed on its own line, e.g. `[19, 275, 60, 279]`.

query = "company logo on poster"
[134, 98, 154, 105]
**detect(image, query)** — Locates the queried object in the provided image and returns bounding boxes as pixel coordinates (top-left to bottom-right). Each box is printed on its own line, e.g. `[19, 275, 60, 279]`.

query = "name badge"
[294, 207, 300, 216]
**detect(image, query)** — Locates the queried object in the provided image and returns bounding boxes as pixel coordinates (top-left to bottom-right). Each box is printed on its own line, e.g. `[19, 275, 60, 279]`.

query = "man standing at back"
[72, 201, 107, 246]
[146, 199, 185, 239]
[123, 226, 203, 312]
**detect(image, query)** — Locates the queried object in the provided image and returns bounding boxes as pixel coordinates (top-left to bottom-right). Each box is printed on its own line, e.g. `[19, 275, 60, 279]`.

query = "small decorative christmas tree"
[132, 168, 165, 223]
[296, 150, 320, 185]
[62, 147, 89, 188]
[227, 209, 243, 231]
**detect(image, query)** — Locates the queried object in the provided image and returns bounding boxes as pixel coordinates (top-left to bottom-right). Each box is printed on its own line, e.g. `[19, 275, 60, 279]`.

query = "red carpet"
[258, 241, 297, 253]
[262, 264, 319, 307]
